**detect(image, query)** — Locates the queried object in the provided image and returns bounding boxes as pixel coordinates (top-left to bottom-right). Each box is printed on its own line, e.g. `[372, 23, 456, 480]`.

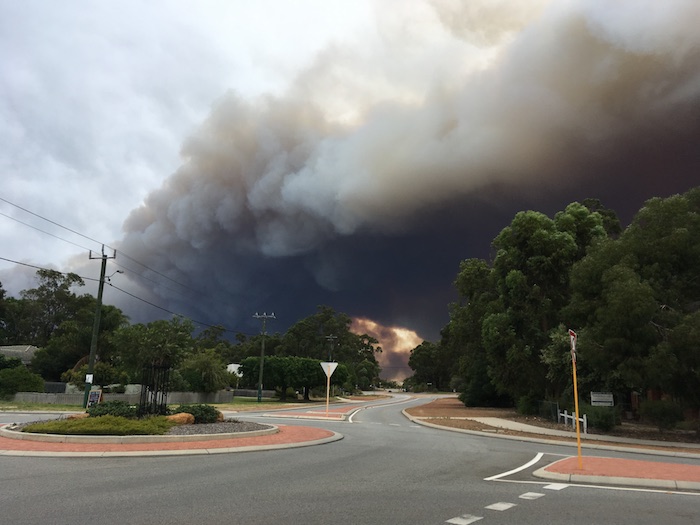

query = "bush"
[22, 415, 173, 435]
[88, 400, 138, 419]
[516, 394, 539, 415]
[175, 403, 220, 424]
[0, 366, 44, 398]
[580, 403, 618, 432]
[640, 399, 684, 431]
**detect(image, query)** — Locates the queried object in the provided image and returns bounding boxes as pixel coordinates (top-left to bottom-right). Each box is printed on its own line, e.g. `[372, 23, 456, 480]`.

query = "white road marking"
[389, 423, 401, 426]
[484, 452, 544, 481]
[445, 514, 483, 524]
[544, 483, 569, 491]
[485, 502, 517, 511]
[519, 492, 545, 500]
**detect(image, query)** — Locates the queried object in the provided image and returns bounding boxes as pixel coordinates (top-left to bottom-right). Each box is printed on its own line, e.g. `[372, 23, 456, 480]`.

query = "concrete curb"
[0, 430, 344, 458]
[262, 413, 347, 421]
[0, 424, 279, 444]
[402, 410, 700, 460]
[532, 463, 700, 491]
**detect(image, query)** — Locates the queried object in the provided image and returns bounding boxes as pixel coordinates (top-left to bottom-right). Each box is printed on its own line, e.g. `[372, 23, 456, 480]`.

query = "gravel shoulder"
[407, 397, 700, 453]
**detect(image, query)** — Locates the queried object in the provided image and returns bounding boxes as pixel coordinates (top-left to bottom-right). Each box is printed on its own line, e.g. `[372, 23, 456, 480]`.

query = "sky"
[2, 1, 700, 380]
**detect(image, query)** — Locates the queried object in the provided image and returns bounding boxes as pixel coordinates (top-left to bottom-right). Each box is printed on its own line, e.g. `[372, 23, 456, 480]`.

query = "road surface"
[1, 395, 698, 524]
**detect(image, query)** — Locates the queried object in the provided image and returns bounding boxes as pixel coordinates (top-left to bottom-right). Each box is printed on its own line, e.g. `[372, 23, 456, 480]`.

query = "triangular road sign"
[320, 361, 338, 378]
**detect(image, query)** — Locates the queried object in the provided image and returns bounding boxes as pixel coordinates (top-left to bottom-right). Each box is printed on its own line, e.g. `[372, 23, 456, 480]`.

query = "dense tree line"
[0, 271, 381, 397]
[408, 188, 700, 417]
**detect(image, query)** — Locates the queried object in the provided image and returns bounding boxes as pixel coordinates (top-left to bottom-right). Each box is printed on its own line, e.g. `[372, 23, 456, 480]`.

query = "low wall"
[12, 390, 276, 405]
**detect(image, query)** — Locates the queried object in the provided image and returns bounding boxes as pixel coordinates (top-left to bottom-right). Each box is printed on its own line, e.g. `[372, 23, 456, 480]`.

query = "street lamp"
[106, 270, 124, 282]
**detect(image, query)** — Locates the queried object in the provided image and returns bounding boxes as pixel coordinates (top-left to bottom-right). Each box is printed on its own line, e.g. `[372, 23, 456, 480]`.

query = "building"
[0, 345, 38, 366]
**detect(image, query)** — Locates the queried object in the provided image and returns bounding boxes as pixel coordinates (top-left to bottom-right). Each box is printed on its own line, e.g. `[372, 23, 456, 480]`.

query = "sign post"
[569, 329, 583, 469]
[320, 362, 338, 417]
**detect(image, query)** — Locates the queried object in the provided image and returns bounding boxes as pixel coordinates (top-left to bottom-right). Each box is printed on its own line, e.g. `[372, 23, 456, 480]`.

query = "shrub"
[0, 366, 44, 398]
[640, 399, 684, 432]
[22, 415, 173, 435]
[175, 403, 220, 424]
[88, 400, 138, 419]
[516, 394, 539, 415]
[580, 403, 618, 432]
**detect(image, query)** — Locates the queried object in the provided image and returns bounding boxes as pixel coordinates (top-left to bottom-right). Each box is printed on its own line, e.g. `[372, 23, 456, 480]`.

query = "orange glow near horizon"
[350, 317, 424, 382]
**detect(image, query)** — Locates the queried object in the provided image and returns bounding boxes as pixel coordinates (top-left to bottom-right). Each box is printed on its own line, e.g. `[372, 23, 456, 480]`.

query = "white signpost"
[320, 362, 338, 417]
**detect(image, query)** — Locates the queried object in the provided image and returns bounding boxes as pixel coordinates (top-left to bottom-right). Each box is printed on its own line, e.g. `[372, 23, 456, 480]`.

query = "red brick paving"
[546, 456, 700, 482]
[0, 424, 333, 453]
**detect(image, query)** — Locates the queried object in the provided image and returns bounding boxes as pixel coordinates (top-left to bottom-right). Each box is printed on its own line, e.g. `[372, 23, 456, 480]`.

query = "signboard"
[320, 362, 338, 378]
[87, 389, 102, 408]
[591, 391, 614, 407]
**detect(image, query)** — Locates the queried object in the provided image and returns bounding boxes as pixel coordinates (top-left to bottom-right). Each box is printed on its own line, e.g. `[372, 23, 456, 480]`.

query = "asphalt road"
[1, 396, 699, 525]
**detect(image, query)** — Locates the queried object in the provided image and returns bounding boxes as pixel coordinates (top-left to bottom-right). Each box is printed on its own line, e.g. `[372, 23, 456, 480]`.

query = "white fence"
[558, 409, 587, 434]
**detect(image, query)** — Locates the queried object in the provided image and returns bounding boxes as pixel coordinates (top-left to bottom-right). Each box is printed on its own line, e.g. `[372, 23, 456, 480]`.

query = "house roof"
[0, 345, 39, 365]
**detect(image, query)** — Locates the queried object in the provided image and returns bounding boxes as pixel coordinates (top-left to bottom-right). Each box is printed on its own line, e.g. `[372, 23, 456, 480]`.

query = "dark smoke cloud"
[115, 0, 700, 339]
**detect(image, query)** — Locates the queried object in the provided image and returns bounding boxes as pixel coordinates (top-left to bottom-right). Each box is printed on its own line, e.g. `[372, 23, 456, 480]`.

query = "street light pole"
[325, 334, 337, 361]
[83, 245, 116, 408]
[254, 312, 275, 403]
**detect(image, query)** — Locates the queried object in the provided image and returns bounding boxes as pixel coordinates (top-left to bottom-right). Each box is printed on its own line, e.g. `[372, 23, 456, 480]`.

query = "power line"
[0, 255, 253, 335]
[0, 211, 93, 252]
[0, 196, 104, 247]
[0, 196, 266, 333]
[0, 196, 197, 294]
[0, 255, 100, 283]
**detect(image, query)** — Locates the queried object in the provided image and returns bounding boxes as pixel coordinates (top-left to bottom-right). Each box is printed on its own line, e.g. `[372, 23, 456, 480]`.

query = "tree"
[239, 356, 336, 400]
[60, 361, 126, 389]
[564, 188, 700, 407]
[110, 317, 195, 381]
[179, 349, 230, 393]
[407, 341, 441, 390]
[30, 301, 128, 381]
[447, 258, 503, 405]
[17, 270, 85, 347]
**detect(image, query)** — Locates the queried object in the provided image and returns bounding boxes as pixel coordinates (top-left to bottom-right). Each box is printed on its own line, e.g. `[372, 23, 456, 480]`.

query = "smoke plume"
[116, 0, 700, 340]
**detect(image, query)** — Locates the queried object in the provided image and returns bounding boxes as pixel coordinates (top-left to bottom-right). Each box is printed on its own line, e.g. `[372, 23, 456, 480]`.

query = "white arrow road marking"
[484, 452, 544, 481]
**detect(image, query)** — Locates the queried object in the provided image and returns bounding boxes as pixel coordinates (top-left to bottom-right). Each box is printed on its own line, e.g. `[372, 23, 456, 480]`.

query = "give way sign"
[320, 362, 338, 378]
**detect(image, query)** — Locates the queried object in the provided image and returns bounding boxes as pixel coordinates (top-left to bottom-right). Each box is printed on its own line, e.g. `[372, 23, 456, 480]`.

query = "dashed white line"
[544, 483, 569, 491]
[519, 492, 545, 500]
[485, 502, 517, 511]
[445, 514, 483, 524]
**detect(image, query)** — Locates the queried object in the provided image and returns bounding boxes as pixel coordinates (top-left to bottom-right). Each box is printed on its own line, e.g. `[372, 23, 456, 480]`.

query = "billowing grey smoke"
[117, 0, 700, 337]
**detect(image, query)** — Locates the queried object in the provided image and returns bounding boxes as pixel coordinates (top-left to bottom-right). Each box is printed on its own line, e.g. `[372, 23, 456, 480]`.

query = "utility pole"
[83, 245, 116, 409]
[325, 334, 337, 361]
[254, 312, 275, 403]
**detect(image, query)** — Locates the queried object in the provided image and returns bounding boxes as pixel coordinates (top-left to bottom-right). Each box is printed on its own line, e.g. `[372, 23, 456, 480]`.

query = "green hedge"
[88, 400, 138, 419]
[22, 415, 173, 435]
[175, 403, 220, 424]
[640, 399, 684, 431]
[0, 366, 44, 398]
[579, 403, 618, 432]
